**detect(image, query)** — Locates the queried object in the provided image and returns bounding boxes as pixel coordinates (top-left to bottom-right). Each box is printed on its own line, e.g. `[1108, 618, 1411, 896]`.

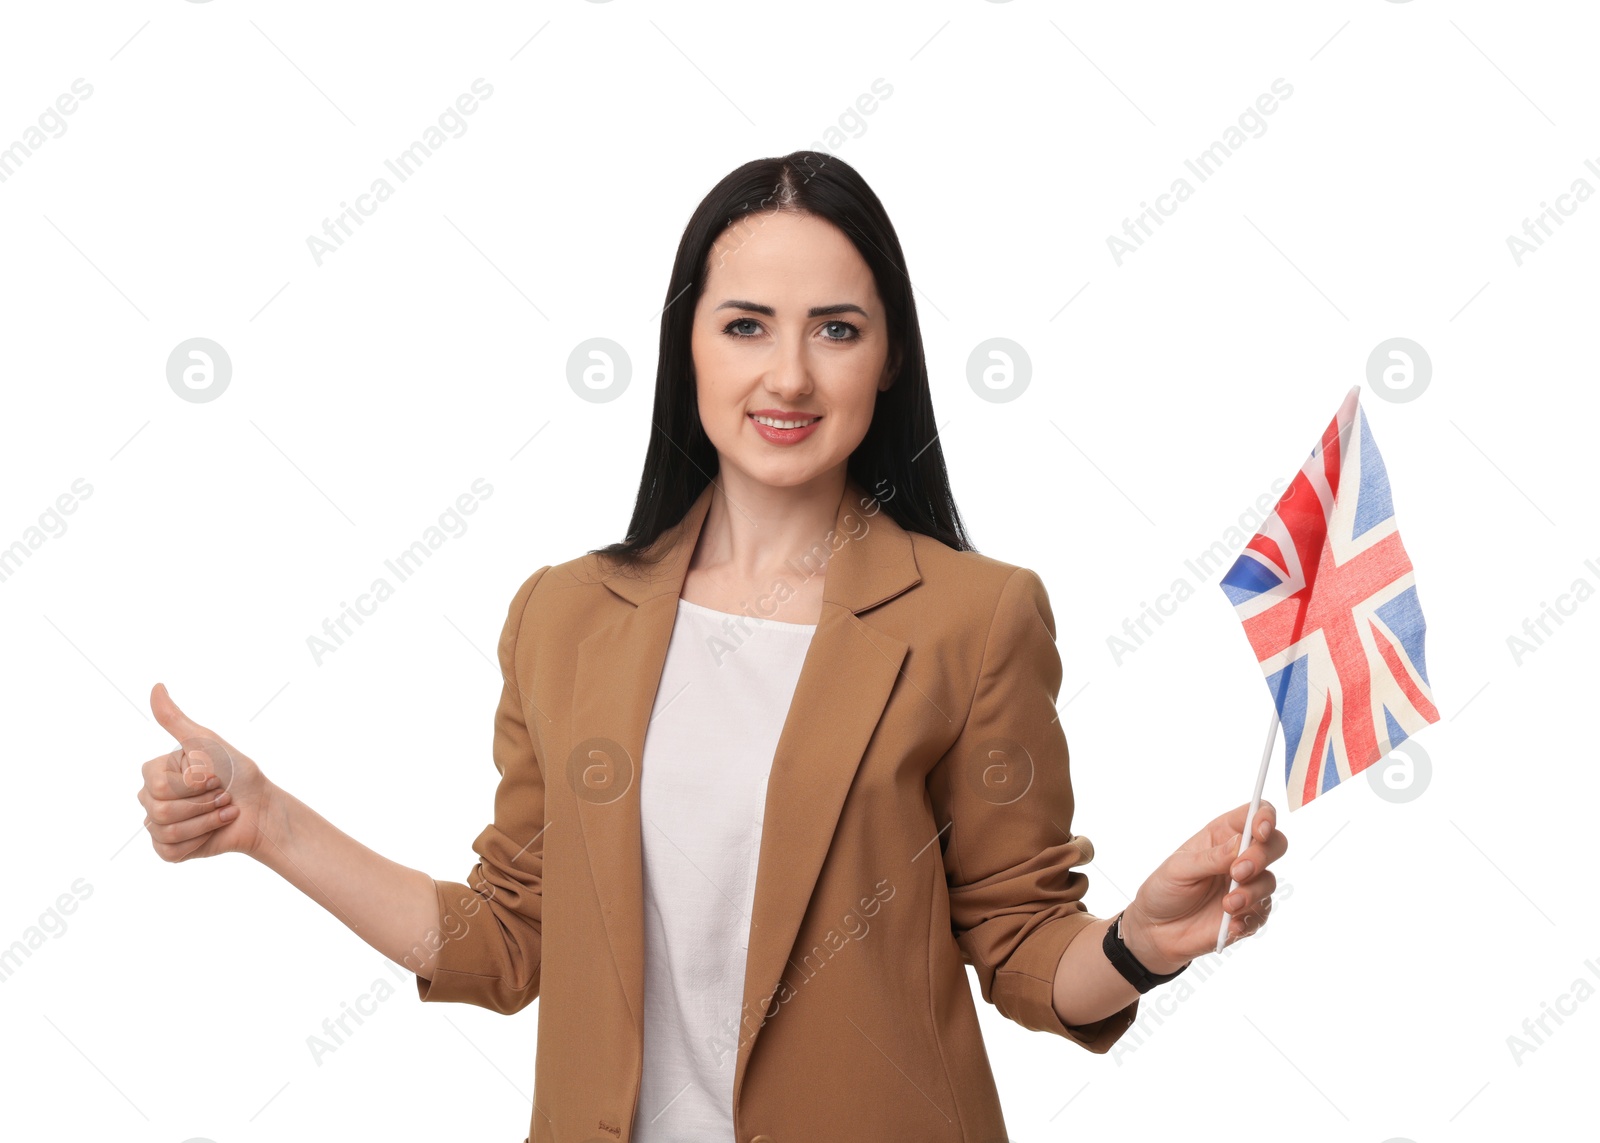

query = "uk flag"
[1219, 386, 1439, 811]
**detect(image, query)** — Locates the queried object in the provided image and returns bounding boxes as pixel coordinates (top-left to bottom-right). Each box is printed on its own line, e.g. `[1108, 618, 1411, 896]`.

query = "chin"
[726, 457, 835, 491]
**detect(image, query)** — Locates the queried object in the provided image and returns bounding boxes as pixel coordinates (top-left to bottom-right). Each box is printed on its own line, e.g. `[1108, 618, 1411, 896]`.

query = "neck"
[692, 466, 847, 589]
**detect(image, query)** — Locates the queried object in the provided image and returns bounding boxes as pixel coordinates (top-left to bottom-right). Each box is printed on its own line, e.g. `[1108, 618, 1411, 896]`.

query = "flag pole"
[1214, 706, 1280, 954]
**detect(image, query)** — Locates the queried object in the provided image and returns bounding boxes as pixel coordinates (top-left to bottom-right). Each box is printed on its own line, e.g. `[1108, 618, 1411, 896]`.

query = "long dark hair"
[590, 150, 973, 570]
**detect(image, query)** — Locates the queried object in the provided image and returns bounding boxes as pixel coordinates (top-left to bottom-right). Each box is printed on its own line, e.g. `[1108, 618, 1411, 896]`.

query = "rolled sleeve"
[415, 565, 551, 1014]
[931, 566, 1139, 1053]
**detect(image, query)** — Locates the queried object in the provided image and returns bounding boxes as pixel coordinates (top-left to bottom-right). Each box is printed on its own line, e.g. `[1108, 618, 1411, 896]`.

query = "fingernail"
[1233, 860, 1254, 880]
[219, 805, 238, 821]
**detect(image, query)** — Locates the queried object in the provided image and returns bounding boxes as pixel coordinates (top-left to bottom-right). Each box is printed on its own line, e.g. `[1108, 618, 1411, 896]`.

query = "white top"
[632, 597, 816, 1141]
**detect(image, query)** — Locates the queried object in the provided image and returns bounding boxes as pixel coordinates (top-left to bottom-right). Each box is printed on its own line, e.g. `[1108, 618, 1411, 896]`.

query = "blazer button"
[751, 1136, 775, 1143]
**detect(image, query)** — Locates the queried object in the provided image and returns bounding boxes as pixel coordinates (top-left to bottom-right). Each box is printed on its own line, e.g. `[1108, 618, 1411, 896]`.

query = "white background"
[1, 2, 1593, 1140]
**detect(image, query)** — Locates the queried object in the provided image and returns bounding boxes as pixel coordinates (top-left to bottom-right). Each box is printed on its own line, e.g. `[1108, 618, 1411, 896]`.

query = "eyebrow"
[713, 300, 869, 318]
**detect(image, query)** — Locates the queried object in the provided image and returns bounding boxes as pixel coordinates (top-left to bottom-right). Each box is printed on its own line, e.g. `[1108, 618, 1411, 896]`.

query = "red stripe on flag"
[1245, 533, 1287, 574]
[1368, 618, 1440, 724]
[1320, 420, 1343, 498]
[1303, 693, 1335, 808]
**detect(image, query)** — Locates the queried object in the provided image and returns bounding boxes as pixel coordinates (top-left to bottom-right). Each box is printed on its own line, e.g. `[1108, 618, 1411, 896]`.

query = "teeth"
[752, 414, 820, 429]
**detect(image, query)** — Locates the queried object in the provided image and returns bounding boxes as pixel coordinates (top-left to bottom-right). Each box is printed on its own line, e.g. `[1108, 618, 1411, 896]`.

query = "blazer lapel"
[567, 474, 921, 1098]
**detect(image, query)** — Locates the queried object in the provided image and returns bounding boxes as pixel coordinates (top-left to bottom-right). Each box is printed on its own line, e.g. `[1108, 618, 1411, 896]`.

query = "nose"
[762, 332, 813, 402]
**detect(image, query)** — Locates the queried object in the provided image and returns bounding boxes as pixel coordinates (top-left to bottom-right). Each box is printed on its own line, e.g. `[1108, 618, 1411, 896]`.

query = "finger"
[141, 753, 222, 798]
[150, 682, 209, 746]
[157, 745, 217, 795]
[145, 750, 222, 799]
[1211, 800, 1273, 856]
[139, 786, 231, 827]
[1229, 833, 1288, 884]
[1240, 800, 1276, 845]
[1243, 894, 1275, 927]
[1223, 870, 1277, 916]
[147, 800, 239, 845]
[1228, 812, 1285, 882]
[1251, 826, 1289, 871]
[1224, 908, 1268, 946]
[179, 747, 216, 789]
[1239, 802, 1277, 838]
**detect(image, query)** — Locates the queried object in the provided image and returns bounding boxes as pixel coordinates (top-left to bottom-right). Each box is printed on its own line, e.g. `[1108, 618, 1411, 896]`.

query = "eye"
[721, 317, 862, 341]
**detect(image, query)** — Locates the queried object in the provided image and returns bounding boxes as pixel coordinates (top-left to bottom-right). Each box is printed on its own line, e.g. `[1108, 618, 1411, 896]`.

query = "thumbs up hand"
[137, 682, 277, 862]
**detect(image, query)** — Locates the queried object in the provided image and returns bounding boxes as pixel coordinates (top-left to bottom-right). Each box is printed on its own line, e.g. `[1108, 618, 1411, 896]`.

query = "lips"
[747, 411, 824, 445]
[752, 409, 825, 429]
[748, 411, 822, 428]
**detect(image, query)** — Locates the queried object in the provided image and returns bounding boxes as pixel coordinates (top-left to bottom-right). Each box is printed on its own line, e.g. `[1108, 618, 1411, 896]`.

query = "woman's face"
[690, 209, 896, 492]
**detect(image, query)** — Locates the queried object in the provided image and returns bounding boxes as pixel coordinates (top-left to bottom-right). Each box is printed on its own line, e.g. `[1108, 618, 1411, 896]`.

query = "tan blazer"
[417, 475, 1139, 1143]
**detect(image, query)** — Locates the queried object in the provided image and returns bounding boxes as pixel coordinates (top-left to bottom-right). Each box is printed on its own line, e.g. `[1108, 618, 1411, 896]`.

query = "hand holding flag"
[1118, 800, 1287, 968]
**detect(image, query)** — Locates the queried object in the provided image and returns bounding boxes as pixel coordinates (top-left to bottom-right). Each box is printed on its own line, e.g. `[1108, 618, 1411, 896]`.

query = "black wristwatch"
[1102, 910, 1189, 993]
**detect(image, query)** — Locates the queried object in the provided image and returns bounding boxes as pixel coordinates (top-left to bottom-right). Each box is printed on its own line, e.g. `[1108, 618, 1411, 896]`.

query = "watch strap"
[1102, 910, 1189, 993]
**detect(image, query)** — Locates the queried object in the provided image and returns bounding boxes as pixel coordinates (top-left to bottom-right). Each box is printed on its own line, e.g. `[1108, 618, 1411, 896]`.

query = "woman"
[136, 151, 1286, 1142]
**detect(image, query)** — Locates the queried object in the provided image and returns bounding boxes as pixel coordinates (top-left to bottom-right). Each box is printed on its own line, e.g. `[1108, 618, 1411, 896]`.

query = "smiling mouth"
[749, 413, 822, 429]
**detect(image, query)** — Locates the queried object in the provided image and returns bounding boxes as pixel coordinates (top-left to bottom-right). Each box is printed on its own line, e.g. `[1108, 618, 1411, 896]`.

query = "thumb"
[150, 682, 215, 785]
[1212, 832, 1247, 882]
[151, 682, 207, 743]
[1176, 832, 1244, 883]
